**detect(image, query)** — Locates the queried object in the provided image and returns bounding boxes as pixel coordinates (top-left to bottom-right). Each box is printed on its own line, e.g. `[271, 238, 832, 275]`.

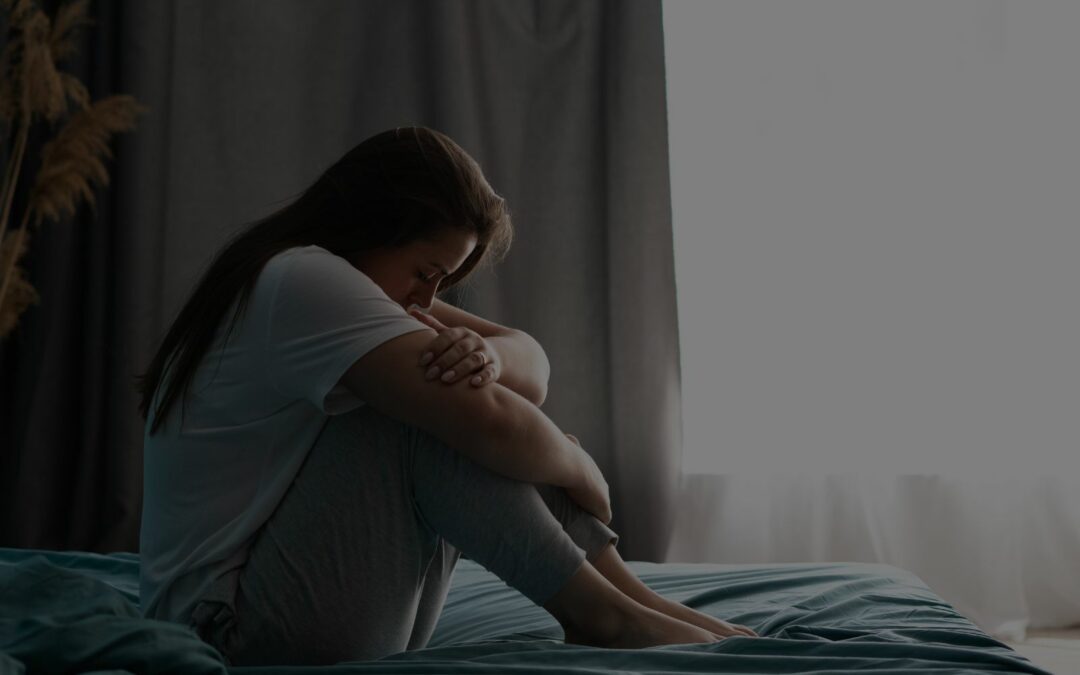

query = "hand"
[409, 309, 500, 387]
[563, 433, 612, 525]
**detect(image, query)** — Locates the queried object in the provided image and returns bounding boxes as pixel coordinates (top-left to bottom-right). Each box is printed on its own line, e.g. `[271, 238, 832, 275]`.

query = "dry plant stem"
[0, 115, 32, 248]
[0, 207, 31, 311]
[0, 4, 146, 330]
[0, 144, 12, 212]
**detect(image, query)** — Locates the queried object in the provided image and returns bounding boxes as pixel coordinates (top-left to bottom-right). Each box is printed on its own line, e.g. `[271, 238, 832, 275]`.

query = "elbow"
[528, 382, 548, 408]
[525, 359, 549, 407]
[495, 378, 546, 408]
[531, 346, 551, 407]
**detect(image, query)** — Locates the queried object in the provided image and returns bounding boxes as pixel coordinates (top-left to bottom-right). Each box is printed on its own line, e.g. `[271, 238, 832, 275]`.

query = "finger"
[565, 433, 580, 446]
[415, 324, 453, 367]
[417, 333, 447, 367]
[470, 363, 497, 386]
[440, 350, 488, 384]
[428, 332, 479, 376]
[410, 312, 452, 350]
[438, 354, 477, 384]
[408, 308, 444, 329]
[421, 330, 469, 376]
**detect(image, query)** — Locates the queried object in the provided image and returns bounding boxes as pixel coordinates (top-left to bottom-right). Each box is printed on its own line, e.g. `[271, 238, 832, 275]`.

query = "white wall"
[663, 1, 1079, 475]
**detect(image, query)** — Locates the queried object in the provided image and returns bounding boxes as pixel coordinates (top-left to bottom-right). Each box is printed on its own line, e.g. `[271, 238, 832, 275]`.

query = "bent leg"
[532, 482, 619, 565]
[217, 406, 447, 666]
[401, 417, 601, 610]
[206, 405, 617, 666]
[402, 431, 619, 650]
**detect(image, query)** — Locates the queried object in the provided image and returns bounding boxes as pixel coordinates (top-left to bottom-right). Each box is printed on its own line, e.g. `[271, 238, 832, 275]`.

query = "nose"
[406, 281, 438, 311]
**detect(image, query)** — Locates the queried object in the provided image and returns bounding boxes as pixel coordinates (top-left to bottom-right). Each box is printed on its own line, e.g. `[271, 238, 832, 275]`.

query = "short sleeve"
[263, 247, 428, 414]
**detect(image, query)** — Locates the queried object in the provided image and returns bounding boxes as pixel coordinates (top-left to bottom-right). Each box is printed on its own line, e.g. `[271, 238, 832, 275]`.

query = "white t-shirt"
[139, 244, 428, 623]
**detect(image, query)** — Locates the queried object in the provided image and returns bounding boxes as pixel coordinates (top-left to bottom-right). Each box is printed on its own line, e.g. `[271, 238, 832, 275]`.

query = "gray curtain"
[0, 0, 134, 551]
[1, 0, 680, 562]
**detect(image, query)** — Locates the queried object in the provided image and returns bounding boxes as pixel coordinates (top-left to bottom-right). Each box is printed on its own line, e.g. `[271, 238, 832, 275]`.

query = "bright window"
[663, 1, 1079, 476]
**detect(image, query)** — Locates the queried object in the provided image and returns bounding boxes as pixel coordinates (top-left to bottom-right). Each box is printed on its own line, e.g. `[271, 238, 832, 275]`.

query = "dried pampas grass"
[0, 0, 144, 338]
[0, 229, 38, 338]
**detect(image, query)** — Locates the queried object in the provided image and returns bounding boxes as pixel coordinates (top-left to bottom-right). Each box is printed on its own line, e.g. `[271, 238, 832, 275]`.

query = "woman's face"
[348, 228, 478, 311]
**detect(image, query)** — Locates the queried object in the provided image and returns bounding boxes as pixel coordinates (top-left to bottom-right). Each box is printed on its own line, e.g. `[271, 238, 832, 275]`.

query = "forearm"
[456, 381, 580, 488]
[487, 329, 550, 406]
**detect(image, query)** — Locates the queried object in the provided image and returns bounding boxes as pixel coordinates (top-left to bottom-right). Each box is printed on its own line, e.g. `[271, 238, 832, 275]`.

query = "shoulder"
[264, 245, 359, 283]
[266, 244, 335, 270]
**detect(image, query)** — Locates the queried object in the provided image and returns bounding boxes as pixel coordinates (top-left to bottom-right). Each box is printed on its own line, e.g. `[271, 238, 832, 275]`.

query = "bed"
[0, 546, 1050, 674]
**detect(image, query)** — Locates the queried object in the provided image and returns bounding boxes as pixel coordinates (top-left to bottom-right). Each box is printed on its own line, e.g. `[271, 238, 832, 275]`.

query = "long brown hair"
[135, 126, 513, 435]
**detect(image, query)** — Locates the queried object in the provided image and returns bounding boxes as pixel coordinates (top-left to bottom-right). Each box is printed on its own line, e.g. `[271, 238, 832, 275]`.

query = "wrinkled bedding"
[0, 547, 1049, 674]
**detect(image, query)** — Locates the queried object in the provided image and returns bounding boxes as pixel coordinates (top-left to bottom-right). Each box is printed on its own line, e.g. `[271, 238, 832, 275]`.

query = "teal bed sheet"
[0, 547, 1050, 674]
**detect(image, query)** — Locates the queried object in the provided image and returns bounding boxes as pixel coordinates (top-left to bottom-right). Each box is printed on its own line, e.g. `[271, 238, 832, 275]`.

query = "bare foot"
[565, 602, 720, 649]
[650, 597, 758, 639]
[586, 541, 758, 640]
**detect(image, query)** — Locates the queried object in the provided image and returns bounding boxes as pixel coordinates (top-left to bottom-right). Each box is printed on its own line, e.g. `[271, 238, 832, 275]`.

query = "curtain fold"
[0, 0, 679, 561]
[0, 0, 138, 552]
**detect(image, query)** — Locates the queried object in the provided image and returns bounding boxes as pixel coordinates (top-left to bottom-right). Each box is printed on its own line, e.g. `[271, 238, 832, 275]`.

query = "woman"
[135, 126, 756, 666]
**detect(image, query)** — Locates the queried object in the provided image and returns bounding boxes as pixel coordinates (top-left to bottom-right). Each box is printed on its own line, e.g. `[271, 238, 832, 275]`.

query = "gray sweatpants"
[189, 404, 620, 666]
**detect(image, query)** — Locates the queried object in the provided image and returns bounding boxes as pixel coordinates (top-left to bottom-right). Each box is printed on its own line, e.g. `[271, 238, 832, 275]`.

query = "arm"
[485, 330, 549, 406]
[427, 298, 550, 406]
[340, 328, 576, 487]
